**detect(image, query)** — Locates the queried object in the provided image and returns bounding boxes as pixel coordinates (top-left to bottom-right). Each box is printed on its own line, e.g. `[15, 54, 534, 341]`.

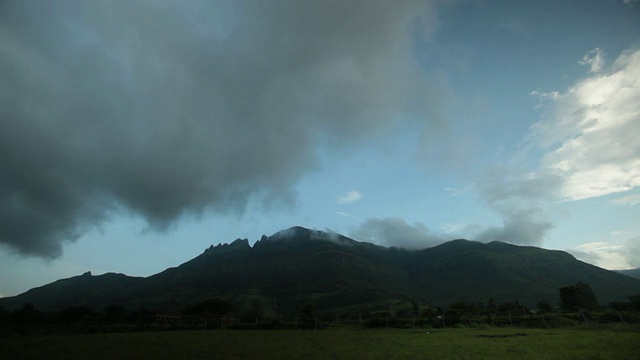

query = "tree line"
[2, 282, 639, 335]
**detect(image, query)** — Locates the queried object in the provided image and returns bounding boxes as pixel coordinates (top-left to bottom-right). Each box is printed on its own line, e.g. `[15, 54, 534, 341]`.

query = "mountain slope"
[1, 227, 639, 312]
[0, 272, 144, 311]
[616, 268, 640, 280]
[402, 240, 639, 305]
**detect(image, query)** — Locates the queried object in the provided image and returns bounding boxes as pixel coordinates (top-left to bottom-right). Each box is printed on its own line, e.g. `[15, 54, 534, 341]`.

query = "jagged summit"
[204, 237, 251, 253]
[230, 238, 250, 247]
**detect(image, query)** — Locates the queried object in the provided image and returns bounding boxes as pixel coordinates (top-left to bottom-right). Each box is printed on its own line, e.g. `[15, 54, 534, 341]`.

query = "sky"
[1, 0, 639, 297]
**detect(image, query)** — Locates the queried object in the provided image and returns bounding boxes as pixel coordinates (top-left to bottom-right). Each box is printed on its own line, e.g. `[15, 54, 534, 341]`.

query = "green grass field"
[2, 326, 639, 360]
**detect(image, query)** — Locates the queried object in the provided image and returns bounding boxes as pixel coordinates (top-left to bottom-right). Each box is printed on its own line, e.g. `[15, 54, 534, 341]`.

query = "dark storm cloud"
[0, 0, 438, 257]
[352, 217, 446, 249]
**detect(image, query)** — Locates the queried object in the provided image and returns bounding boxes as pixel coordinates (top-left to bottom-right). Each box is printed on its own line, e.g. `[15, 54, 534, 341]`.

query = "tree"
[60, 305, 93, 323]
[497, 300, 522, 313]
[536, 300, 553, 313]
[300, 301, 317, 329]
[183, 298, 234, 316]
[486, 297, 497, 313]
[0, 306, 9, 325]
[103, 304, 125, 323]
[629, 295, 640, 312]
[610, 294, 640, 312]
[240, 299, 266, 323]
[15, 303, 42, 324]
[421, 306, 438, 319]
[559, 282, 599, 312]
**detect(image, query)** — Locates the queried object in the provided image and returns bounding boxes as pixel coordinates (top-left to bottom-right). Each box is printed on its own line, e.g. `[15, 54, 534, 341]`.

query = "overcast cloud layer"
[0, 0, 439, 257]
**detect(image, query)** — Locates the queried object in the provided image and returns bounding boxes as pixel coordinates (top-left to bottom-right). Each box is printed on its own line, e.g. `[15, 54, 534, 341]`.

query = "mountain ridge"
[1, 226, 639, 313]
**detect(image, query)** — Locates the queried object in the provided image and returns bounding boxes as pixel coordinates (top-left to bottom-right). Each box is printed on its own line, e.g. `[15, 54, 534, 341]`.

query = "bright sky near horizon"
[1, 0, 639, 297]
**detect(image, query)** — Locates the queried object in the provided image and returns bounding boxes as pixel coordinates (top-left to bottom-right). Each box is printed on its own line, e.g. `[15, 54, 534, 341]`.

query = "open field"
[1, 326, 639, 360]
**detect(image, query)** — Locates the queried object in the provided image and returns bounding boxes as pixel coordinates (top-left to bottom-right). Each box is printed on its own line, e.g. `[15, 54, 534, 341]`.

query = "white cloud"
[465, 168, 561, 246]
[444, 184, 473, 197]
[530, 90, 559, 101]
[337, 190, 363, 204]
[440, 222, 466, 234]
[571, 236, 640, 270]
[475, 208, 552, 246]
[579, 48, 605, 73]
[570, 242, 629, 270]
[530, 48, 640, 201]
[334, 211, 361, 220]
[352, 217, 446, 249]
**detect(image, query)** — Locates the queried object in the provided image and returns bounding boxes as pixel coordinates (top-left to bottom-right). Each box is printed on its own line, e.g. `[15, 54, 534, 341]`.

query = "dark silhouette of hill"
[1, 226, 639, 312]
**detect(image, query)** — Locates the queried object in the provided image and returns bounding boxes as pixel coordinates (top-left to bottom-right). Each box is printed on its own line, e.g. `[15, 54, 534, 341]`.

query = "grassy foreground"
[2, 326, 639, 360]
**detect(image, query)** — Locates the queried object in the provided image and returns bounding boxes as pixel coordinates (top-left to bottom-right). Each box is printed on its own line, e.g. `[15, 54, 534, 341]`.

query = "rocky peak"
[229, 238, 250, 249]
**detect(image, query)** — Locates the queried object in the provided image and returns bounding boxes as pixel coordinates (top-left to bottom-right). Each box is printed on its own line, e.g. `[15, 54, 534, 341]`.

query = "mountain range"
[2, 226, 639, 313]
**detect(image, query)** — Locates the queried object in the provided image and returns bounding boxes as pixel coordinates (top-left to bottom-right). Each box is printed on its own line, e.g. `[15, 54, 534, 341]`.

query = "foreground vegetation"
[2, 326, 639, 360]
[2, 282, 638, 359]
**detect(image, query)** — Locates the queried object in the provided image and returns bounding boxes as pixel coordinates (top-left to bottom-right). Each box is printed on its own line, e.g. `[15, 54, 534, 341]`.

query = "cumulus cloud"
[469, 169, 561, 246]
[0, 0, 440, 257]
[475, 209, 553, 246]
[352, 217, 446, 249]
[476, 46, 640, 248]
[529, 48, 640, 201]
[446, 47, 639, 248]
[337, 191, 363, 204]
[569, 241, 632, 270]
